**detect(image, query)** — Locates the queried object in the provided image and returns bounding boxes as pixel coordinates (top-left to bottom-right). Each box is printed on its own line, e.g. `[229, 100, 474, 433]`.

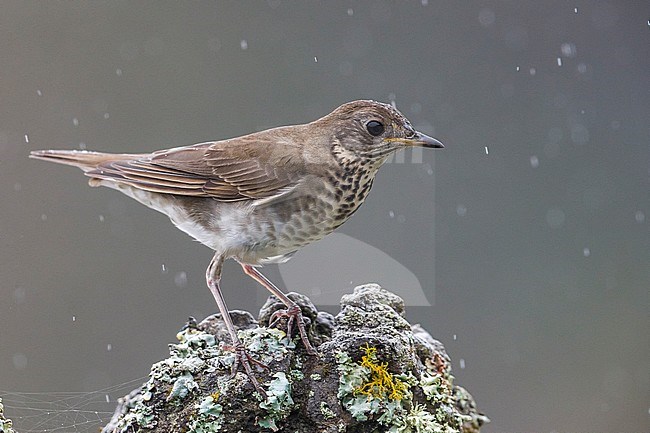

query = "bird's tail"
[29, 150, 141, 172]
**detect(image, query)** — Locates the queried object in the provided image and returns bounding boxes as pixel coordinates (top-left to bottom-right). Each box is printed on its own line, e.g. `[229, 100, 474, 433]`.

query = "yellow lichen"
[354, 344, 408, 401]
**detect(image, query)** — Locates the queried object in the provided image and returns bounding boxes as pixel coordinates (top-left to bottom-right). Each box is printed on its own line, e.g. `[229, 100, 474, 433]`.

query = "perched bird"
[30, 100, 443, 394]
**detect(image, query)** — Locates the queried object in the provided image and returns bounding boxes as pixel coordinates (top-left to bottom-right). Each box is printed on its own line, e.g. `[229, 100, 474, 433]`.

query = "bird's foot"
[226, 342, 269, 397]
[269, 305, 318, 355]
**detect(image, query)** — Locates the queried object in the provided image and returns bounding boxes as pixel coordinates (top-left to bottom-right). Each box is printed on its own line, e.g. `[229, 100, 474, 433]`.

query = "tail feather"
[29, 150, 141, 172]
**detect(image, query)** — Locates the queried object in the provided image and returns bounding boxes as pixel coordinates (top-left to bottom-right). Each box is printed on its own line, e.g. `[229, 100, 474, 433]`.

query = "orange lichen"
[354, 344, 408, 401]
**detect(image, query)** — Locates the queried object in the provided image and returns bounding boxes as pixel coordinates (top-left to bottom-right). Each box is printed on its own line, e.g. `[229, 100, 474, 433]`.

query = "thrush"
[30, 100, 443, 394]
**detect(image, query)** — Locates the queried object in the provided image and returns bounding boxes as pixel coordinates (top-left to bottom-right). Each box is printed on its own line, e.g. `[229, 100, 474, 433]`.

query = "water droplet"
[478, 8, 495, 27]
[13, 287, 26, 304]
[583, 247, 591, 257]
[174, 271, 188, 289]
[560, 42, 577, 57]
[634, 210, 645, 223]
[72, 315, 76, 322]
[314, 56, 318, 63]
[516, 66, 520, 72]
[530, 155, 539, 168]
[459, 358, 466, 369]
[107, 343, 112, 351]
[24, 134, 29, 143]
[240, 39, 248, 50]
[453, 334, 457, 341]
[557, 57, 562, 66]
[161, 264, 167, 274]
[574, 7, 578, 14]
[484, 146, 489, 155]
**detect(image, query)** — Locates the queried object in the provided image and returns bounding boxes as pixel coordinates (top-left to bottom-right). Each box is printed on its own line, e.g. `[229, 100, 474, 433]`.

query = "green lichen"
[239, 327, 293, 365]
[114, 393, 156, 432]
[335, 347, 413, 424]
[258, 372, 294, 431]
[188, 394, 223, 433]
[388, 404, 455, 433]
[0, 398, 16, 433]
[336, 346, 470, 432]
[319, 401, 337, 420]
[168, 372, 199, 402]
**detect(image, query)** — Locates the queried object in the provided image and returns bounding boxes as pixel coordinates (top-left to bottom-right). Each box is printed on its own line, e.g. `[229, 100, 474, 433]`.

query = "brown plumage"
[30, 100, 443, 395]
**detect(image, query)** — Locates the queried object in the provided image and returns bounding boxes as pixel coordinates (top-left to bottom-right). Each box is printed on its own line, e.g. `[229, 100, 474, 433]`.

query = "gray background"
[1, 1, 648, 432]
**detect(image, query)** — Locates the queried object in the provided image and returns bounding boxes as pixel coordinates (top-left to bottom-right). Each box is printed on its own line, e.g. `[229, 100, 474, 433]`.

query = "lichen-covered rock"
[102, 284, 488, 433]
[0, 398, 16, 433]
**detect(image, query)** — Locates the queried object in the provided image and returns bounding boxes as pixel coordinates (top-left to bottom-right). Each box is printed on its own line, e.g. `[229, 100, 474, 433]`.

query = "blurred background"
[1, 1, 648, 432]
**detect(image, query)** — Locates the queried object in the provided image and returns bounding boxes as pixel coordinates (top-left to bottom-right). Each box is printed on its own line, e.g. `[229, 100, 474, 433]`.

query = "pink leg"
[239, 262, 317, 355]
[206, 254, 268, 396]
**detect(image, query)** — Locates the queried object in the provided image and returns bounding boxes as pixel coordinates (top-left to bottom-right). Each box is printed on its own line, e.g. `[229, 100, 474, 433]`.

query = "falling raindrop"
[36, 89, 42, 96]
[72, 118, 79, 126]
[24, 134, 29, 143]
[484, 146, 489, 155]
[107, 343, 112, 351]
[347, 8, 353, 16]
[634, 211, 645, 223]
[116, 68, 123, 76]
[161, 264, 167, 274]
[459, 358, 466, 369]
[99, 215, 105, 222]
[530, 155, 539, 168]
[456, 205, 467, 217]
[557, 57, 562, 66]
[529, 67, 536, 75]
[103, 113, 110, 119]
[72, 315, 76, 322]
[174, 271, 188, 289]
[240, 39, 248, 50]
[583, 247, 591, 257]
[314, 56, 318, 63]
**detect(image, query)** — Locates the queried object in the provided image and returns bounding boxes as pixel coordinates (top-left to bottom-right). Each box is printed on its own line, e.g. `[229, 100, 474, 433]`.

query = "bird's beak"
[408, 131, 444, 148]
[386, 132, 445, 148]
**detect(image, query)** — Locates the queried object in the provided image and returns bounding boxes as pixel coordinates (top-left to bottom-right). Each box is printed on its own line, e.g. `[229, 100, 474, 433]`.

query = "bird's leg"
[206, 254, 268, 397]
[239, 263, 318, 355]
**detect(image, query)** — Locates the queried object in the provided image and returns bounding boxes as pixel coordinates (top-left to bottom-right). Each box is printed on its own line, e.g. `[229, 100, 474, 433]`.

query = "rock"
[101, 284, 488, 433]
[0, 398, 16, 433]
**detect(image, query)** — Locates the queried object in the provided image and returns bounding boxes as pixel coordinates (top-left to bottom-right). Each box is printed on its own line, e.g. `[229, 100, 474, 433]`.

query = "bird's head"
[317, 100, 443, 165]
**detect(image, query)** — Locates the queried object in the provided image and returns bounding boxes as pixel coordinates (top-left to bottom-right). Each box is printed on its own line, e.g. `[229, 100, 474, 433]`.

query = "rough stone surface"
[99, 284, 488, 433]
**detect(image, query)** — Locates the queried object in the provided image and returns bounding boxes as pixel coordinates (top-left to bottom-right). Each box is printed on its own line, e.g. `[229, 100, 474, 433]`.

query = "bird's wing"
[85, 136, 306, 202]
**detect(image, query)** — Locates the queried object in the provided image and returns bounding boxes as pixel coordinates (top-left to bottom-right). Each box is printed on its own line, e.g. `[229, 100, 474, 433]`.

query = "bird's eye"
[366, 120, 385, 137]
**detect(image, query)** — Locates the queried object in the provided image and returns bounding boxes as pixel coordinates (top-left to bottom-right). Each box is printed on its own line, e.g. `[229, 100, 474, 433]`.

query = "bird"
[30, 100, 443, 394]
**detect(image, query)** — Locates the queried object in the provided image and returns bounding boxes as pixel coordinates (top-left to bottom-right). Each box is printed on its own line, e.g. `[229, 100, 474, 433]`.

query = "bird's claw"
[228, 342, 269, 397]
[269, 305, 318, 355]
